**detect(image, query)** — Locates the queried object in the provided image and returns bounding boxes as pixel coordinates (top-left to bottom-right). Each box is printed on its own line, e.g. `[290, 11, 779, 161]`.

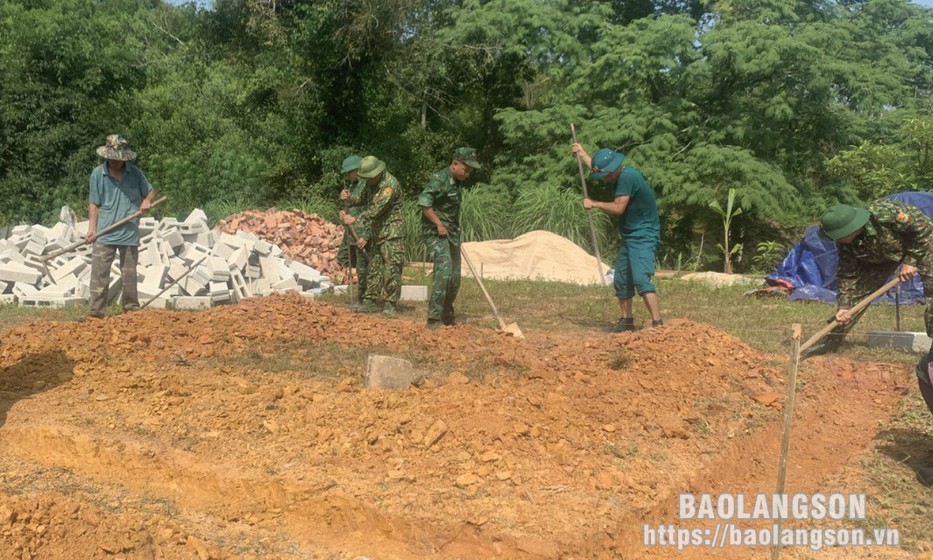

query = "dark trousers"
[89, 244, 139, 317]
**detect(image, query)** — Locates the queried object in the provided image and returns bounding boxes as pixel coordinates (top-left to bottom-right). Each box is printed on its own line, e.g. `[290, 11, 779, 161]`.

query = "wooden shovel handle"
[42, 196, 168, 262]
[799, 276, 901, 353]
[460, 245, 509, 331]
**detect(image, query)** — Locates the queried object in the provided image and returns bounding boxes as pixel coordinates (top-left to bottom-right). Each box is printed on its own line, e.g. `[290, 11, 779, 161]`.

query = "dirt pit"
[0, 293, 915, 559]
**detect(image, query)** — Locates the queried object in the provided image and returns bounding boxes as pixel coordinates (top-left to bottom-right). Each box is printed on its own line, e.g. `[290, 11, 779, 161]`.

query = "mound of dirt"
[218, 208, 345, 281]
[463, 231, 607, 285]
[0, 295, 914, 559]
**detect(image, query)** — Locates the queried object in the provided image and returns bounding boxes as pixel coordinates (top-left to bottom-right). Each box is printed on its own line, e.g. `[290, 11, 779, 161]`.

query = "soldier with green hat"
[418, 147, 481, 329]
[817, 199, 933, 353]
[340, 156, 405, 316]
[336, 155, 371, 302]
[822, 198, 933, 487]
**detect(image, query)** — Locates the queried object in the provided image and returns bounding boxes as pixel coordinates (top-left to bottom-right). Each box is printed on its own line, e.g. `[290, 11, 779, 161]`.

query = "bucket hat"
[820, 204, 870, 240]
[96, 134, 137, 161]
[358, 156, 386, 179]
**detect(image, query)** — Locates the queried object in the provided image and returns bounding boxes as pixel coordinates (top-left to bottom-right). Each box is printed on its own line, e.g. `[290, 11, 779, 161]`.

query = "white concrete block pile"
[0, 209, 333, 309]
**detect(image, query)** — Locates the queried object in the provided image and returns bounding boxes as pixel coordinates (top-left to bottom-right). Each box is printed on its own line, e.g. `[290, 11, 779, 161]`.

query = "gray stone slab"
[867, 331, 933, 353]
[365, 355, 415, 390]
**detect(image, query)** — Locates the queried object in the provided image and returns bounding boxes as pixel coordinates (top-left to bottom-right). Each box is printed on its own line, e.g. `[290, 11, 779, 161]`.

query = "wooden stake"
[571, 124, 607, 286]
[771, 323, 801, 560]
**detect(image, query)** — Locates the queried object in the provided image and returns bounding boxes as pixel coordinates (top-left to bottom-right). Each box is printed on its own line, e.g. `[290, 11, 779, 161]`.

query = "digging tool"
[141, 254, 209, 309]
[41, 196, 168, 263]
[571, 123, 607, 287]
[460, 245, 524, 339]
[799, 276, 901, 354]
[36, 196, 167, 282]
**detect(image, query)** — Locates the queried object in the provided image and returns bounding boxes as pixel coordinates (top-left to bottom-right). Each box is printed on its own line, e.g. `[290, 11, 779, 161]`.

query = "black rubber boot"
[604, 317, 636, 333]
[652, 319, 664, 328]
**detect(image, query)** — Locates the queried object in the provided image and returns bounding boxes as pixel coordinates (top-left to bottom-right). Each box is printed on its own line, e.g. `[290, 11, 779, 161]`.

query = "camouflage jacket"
[417, 167, 463, 244]
[837, 199, 933, 308]
[357, 172, 405, 242]
[341, 177, 372, 239]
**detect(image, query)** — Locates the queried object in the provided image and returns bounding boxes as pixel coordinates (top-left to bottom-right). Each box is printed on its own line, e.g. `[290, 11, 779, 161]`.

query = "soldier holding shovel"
[419, 147, 481, 330]
[337, 155, 371, 303]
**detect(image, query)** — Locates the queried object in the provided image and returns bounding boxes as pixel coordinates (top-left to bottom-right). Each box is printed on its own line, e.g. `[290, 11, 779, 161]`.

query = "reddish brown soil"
[0, 294, 915, 559]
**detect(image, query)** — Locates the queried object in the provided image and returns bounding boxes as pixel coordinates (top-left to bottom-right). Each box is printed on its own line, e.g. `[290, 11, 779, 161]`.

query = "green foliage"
[460, 183, 514, 242]
[709, 188, 743, 274]
[512, 182, 615, 257]
[750, 240, 787, 274]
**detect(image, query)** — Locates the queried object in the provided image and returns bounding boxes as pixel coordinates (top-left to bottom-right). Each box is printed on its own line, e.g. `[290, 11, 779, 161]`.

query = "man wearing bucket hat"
[336, 155, 372, 302]
[419, 147, 481, 329]
[571, 143, 663, 332]
[818, 199, 933, 351]
[340, 155, 405, 315]
[85, 134, 157, 319]
[822, 199, 933, 487]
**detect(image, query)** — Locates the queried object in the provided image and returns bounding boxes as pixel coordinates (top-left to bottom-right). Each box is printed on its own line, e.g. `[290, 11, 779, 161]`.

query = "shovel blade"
[500, 322, 525, 339]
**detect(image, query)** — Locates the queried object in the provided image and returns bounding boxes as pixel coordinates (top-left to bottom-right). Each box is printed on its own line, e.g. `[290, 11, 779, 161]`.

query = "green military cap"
[820, 204, 870, 240]
[341, 155, 362, 173]
[453, 147, 481, 170]
[358, 155, 386, 179]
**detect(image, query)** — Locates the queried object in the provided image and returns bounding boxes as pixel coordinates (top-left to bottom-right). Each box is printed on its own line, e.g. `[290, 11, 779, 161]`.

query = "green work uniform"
[418, 167, 463, 324]
[612, 166, 660, 299]
[357, 172, 405, 308]
[836, 198, 933, 336]
[337, 177, 372, 302]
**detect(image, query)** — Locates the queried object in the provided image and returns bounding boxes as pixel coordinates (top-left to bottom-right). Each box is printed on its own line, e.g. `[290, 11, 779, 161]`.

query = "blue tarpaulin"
[767, 192, 933, 304]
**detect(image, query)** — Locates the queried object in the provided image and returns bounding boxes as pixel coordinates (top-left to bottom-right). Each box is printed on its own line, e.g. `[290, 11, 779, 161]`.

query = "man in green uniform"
[419, 147, 481, 329]
[340, 156, 405, 316]
[822, 199, 933, 487]
[571, 143, 663, 332]
[819, 199, 933, 348]
[336, 155, 371, 303]
[86, 134, 157, 319]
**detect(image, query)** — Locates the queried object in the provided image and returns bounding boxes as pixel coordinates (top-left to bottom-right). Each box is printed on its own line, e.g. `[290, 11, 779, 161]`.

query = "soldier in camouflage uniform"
[336, 155, 371, 303]
[419, 147, 481, 329]
[340, 156, 405, 316]
[819, 199, 933, 350]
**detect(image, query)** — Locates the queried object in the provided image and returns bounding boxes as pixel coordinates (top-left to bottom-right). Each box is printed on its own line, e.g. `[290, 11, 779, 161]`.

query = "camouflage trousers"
[338, 234, 369, 303]
[426, 236, 460, 323]
[363, 237, 404, 307]
[89, 244, 139, 317]
[834, 261, 933, 338]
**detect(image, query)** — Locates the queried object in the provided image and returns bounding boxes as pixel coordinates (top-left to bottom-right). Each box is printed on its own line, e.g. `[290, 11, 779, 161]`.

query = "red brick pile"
[217, 208, 348, 281]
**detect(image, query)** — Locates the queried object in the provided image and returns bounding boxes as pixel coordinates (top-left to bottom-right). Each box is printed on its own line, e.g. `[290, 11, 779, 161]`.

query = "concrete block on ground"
[18, 296, 85, 308]
[271, 276, 300, 293]
[868, 331, 933, 353]
[13, 283, 39, 298]
[0, 261, 42, 284]
[365, 355, 415, 390]
[400, 285, 428, 302]
[173, 296, 212, 311]
[227, 246, 249, 272]
[258, 255, 282, 283]
[50, 256, 88, 283]
[168, 262, 188, 282]
[207, 256, 231, 282]
[143, 297, 170, 310]
[10, 225, 31, 236]
[162, 228, 184, 251]
[182, 276, 208, 297]
[49, 274, 78, 294]
[289, 260, 323, 286]
[211, 241, 234, 260]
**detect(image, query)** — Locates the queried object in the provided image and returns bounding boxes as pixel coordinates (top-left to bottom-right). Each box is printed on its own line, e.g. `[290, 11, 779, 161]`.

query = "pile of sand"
[462, 230, 608, 285]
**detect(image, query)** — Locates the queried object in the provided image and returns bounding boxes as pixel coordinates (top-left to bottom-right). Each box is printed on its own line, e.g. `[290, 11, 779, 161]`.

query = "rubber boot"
[604, 317, 636, 333]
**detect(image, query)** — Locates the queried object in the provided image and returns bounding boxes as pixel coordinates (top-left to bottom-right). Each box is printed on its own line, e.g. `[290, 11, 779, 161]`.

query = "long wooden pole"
[771, 324, 802, 560]
[571, 124, 607, 287]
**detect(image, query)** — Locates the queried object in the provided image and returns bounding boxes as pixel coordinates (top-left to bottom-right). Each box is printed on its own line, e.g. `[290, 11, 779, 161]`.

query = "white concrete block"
[207, 256, 231, 282]
[227, 246, 249, 272]
[400, 285, 428, 302]
[162, 228, 184, 251]
[13, 283, 39, 297]
[0, 262, 42, 284]
[168, 262, 188, 281]
[271, 276, 300, 293]
[173, 296, 211, 310]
